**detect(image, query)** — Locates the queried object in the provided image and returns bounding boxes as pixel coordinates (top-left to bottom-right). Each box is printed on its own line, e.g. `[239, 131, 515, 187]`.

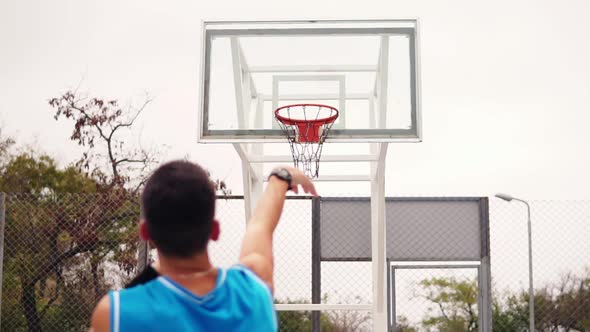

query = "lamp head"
[495, 193, 514, 202]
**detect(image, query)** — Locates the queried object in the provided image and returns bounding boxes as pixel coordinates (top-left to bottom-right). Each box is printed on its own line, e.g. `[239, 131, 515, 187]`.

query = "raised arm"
[239, 166, 317, 292]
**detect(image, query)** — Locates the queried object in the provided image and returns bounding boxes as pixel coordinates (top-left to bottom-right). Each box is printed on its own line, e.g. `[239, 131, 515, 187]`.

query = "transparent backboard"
[199, 20, 421, 143]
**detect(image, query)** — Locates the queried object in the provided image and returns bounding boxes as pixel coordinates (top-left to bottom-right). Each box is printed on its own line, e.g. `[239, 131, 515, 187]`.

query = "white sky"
[1, 0, 590, 200]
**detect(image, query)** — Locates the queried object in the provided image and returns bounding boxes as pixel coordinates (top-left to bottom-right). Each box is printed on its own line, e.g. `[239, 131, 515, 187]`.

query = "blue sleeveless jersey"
[108, 265, 277, 332]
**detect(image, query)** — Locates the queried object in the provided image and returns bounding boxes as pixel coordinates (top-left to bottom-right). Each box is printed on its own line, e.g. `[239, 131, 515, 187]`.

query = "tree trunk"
[22, 282, 43, 332]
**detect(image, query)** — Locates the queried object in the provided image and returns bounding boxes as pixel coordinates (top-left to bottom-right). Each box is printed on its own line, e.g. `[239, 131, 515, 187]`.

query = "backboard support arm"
[371, 142, 388, 331]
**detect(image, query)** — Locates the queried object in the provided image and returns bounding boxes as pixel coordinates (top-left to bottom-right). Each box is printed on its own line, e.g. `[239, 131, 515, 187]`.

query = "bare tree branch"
[108, 97, 152, 140]
[49, 90, 160, 191]
[30, 239, 119, 288]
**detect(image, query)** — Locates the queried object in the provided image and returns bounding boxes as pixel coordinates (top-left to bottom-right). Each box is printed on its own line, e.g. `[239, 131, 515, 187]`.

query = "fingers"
[277, 165, 319, 196]
[303, 181, 318, 196]
[308, 184, 318, 196]
[295, 174, 318, 196]
[290, 184, 316, 196]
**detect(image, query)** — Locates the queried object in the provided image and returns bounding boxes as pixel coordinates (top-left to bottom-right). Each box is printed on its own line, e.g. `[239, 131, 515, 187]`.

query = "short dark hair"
[141, 160, 216, 258]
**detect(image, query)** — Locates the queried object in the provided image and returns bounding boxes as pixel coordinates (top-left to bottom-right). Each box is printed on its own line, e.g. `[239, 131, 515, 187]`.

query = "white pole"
[519, 199, 535, 332]
[506, 197, 534, 331]
[370, 143, 388, 331]
[495, 194, 535, 331]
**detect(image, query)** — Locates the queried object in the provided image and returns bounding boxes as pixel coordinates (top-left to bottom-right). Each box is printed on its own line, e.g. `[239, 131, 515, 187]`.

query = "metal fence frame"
[2, 193, 589, 331]
[315, 197, 492, 332]
[0, 194, 492, 331]
[0, 193, 5, 326]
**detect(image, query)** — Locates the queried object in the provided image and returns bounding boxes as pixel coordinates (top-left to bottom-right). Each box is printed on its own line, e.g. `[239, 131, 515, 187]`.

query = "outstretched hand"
[283, 166, 318, 196]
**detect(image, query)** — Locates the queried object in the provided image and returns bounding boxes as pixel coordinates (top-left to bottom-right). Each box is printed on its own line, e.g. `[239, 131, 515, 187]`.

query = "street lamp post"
[495, 193, 534, 332]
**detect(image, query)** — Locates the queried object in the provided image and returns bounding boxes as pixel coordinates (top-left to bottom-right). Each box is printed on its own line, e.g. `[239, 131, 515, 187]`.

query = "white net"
[275, 104, 338, 178]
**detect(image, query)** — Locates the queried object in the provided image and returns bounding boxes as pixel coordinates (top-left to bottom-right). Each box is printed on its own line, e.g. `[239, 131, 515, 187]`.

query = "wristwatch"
[268, 168, 292, 190]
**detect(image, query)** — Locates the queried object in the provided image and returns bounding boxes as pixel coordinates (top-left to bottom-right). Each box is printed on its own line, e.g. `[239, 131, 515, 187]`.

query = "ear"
[139, 220, 151, 241]
[210, 220, 220, 241]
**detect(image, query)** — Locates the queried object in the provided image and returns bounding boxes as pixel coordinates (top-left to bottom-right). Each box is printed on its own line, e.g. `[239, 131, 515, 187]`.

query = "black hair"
[141, 160, 216, 258]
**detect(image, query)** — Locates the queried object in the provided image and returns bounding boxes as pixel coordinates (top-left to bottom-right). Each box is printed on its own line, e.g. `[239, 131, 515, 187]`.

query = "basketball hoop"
[274, 103, 339, 178]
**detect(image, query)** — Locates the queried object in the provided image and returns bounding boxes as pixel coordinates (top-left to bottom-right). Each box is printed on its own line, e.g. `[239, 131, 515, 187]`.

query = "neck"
[157, 251, 214, 277]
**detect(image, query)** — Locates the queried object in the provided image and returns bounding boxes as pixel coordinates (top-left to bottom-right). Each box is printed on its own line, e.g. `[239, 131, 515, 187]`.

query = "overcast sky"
[1, 0, 589, 201]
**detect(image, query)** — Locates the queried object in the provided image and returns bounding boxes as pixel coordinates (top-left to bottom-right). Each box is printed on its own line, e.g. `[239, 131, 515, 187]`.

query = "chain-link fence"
[0, 192, 142, 332]
[1, 194, 589, 331]
[390, 199, 590, 332]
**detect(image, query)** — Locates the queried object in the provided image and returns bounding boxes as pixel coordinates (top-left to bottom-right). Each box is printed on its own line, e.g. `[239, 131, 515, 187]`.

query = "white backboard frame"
[198, 19, 422, 143]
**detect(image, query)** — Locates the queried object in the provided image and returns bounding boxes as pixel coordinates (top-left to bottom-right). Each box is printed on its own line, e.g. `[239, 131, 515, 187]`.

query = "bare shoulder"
[90, 294, 110, 332]
[240, 253, 274, 294]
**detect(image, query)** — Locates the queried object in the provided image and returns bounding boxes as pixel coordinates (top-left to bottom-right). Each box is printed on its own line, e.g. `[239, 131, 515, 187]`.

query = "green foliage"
[275, 297, 373, 331]
[0, 152, 96, 194]
[0, 152, 141, 332]
[491, 295, 528, 331]
[395, 316, 419, 331]
[417, 271, 590, 332]
[275, 298, 336, 331]
[0, 92, 227, 331]
[0, 126, 15, 162]
[39, 285, 96, 332]
[277, 309, 313, 331]
[490, 272, 590, 332]
[418, 277, 479, 332]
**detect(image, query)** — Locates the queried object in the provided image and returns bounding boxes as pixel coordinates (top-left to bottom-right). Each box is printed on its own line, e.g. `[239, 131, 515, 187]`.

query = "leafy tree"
[0, 152, 96, 194]
[528, 271, 590, 331]
[1, 87, 233, 331]
[395, 316, 419, 332]
[275, 298, 335, 331]
[0, 152, 143, 332]
[492, 271, 590, 332]
[491, 294, 528, 331]
[417, 271, 590, 332]
[0, 126, 15, 160]
[48, 90, 160, 328]
[417, 277, 479, 332]
[323, 295, 371, 332]
[48, 90, 231, 195]
[0, 152, 104, 331]
[0, 88, 158, 332]
[548, 271, 590, 331]
[275, 295, 372, 331]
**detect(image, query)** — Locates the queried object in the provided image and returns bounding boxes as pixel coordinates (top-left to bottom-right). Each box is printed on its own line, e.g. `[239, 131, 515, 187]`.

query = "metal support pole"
[137, 240, 149, 271]
[311, 197, 321, 332]
[390, 266, 398, 332]
[479, 197, 492, 332]
[370, 143, 388, 331]
[495, 194, 534, 331]
[386, 260, 392, 332]
[517, 199, 535, 332]
[0, 193, 5, 326]
[137, 202, 149, 271]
